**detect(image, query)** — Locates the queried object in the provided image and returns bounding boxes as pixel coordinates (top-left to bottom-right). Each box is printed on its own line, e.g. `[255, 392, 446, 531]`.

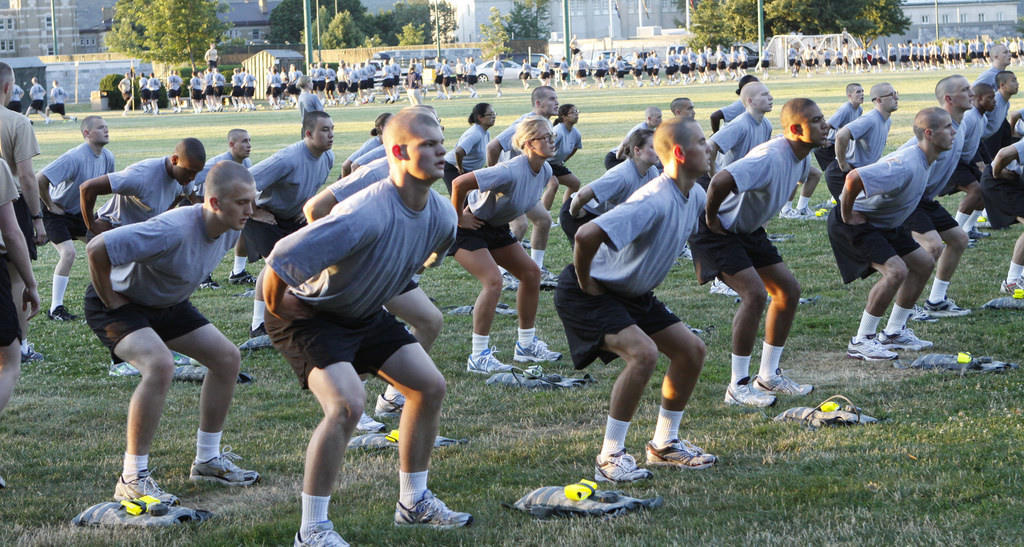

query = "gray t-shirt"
[352, 144, 386, 167]
[444, 124, 489, 171]
[550, 123, 582, 165]
[843, 109, 891, 167]
[268, 181, 457, 320]
[853, 145, 930, 229]
[467, 154, 553, 225]
[40, 142, 115, 214]
[982, 91, 1010, 138]
[709, 111, 772, 167]
[974, 66, 999, 88]
[251, 141, 335, 220]
[345, 137, 382, 164]
[297, 91, 325, 119]
[718, 137, 810, 234]
[608, 121, 652, 154]
[719, 99, 745, 124]
[327, 157, 389, 203]
[960, 107, 986, 163]
[496, 113, 532, 152]
[898, 118, 965, 201]
[97, 157, 187, 227]
[590, 175, 706, 296]
[582, 158, 660, 216]
[105, 204, 241, 307]
[192, 151, 252, 198]
[827, 102, 862, 141]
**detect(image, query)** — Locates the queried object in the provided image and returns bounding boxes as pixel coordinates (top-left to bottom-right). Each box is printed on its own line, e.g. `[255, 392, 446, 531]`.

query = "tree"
[506, 0, 550, 40]
[397, 23, 427, 46]
[321, 10, 364, 49]
[690, 0, 732, 50]
[269, 0, 367, 43]
[106, 0, 231, 70]
[363, 35, 384, 48]
[856, 0, 910, 44]
[479, 7, 512, 58]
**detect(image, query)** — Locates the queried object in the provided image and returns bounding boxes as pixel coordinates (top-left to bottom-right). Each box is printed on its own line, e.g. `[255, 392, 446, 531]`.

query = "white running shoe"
[189, 448, 260, 486]
[466, 347, 515, 374]
[846, 335, 898, 361]
[923, 297, 971, 317]
[909, 305, 938, 323]
[357, 412, 387, 432]
[501, 271, 519, 291]
[374, 391, 405, 418]
[594, 450, 653, 483]
[1000, 276, 1024, 294]
[114, 472, 179, 505]
[513, 337, 562, 362]
[724, 381, 776, 407]
[752, 370, 813, 395]
[645, 439, 717, 469]
[295, 521, 349, 546]
[394, 490, 472, 528]
[877, 327, 932, 351]
[709, 278, 738, 297]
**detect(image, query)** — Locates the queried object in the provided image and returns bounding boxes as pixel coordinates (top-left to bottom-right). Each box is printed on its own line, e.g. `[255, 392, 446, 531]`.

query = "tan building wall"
[0, 0, 78, 56]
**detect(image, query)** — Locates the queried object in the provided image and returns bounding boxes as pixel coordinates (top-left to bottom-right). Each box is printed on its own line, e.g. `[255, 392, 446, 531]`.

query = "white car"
[476, 60, 537, 82]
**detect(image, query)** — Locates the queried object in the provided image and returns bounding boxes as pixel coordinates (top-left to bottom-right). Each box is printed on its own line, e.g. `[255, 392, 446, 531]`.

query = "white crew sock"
[651, 408, 683, 447]
[122, 453, 149, 480]
[758, 342, 784, 380]
[1008, 262, 1024, 284]
[195, 429, 222, 463]
[954, 210, 971, 228]
[600, 416, 631, 459]
[796, 195, 810, 210]
[51, 274, 69, 312]
[300, 493, 331, 539]
[471, 333, 489, 355]
[928, 279, 950, 304]
[531, 249, 545, 269]
[884, 305, 912, 335]
[965, 210, 982, 231]
[857, 311, 881, 339]
[232, 256, 248, 275]
[251, 301, 266, 331]
[20, 338, 29, 354]
[517, 328, 535, 347]
[398, 470, 428, 508]
[730, 354, 751, 386]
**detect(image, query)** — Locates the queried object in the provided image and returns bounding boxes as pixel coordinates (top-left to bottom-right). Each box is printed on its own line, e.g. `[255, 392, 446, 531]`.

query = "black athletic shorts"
[550, 162, 571, 177]
[266, 307, 416, 389]
[824, 159, 854, 200]
[326, 82, 336, 92]
[272, 87, 284, 98]
[558, 198, 598, 246]
[452, 223, 517, 254]
[617, 71, 628, 78]
[554, 264, 680, 370]
[826, 208, 919, 283]
[689, 216, 783, 284]
[666, 66, 678, 75]
[288, 84, 299, 95]
[245, 86, 255, 97]
[192, 89, 203, 101]
[979, 165, 1024, 229]
[519, 72, 530, 80]
[813, 144, 837, 171]
[140, 89, 151, 101]
[314, 81, 326, 91]
[494, 76, 503, 84]
[467, 75, 478, 85]
[204, 85, 215, 96]
[168, 89, 180, 98]
[904, 198, 958, 234]
[30, 99, 44, 111]
[232, 86, 243, 97]
[6, 101, 21, 112]
[604, 151, 625, 171]
[241, 216, 306, 261]
[49, 103, 65, 115]
[13, 197, 36, 260]
[0, 256, 20, 347]
[577, 70, 587, 78]
[442, 161, 460, 194]
[216, 86, 224, 96]
[434, 74, 444, 84]
[43, 209, 88, 244]
[84, 284, 209, 361]
[208, 60, 218, 69]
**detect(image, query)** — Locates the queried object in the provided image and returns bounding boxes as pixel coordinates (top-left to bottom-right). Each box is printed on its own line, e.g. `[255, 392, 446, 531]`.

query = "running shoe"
[709, 278, 738, 297]
[752, 370, 813, 395]
[394, 490, 472, 528]
[923, 297, 971, 317]
[114, 472, 179, 505]
[645, 439, 717, 469]
[878, 327, 932, 351]
[1000, 276, 1024, 294]
[374, 391, 406, 418]
[594, 450, 653, 483]
[724, 381, 776, 407]
[466, 348, 515, 374]
[295, 522, 348, 546]
[846, 335, 898, 361]
[229, 270, 257, 285]
[189, 448, 260, 486]
[199, 275, 221, 289]
[909, 305, 938, 322]
[47, 305, 77, 321]
[513, 337, 562, 362]
[357, 412, 387, 432]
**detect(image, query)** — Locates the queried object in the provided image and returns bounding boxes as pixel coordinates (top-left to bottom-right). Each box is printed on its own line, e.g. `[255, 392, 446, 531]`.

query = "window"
[6, 18, 13, 30]
[45, 15, 52, 30]
[47, 46, 54, 55]
[942, 14, 949, 23]
[251, 29, 261, 40]
[978, 13, 984, 22]
[998, 12, 1003, 21]
[921, 15, 928, 23]
[0, 19, 5, 30]
[960, 13, 967, 23]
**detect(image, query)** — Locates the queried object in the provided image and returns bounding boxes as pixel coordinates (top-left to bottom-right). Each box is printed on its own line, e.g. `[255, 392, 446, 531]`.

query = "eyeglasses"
[874, 91, 899, 100]
[532, 134, 555, 143]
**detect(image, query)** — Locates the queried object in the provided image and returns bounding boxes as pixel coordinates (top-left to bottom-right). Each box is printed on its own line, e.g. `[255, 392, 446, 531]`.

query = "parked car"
[476, 59, 538, 81]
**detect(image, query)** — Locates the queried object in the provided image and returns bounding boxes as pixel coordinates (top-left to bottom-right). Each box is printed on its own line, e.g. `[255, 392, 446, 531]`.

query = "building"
[222, 0, 282, 43]
[0, 0, 78, 56]
[451, 0, 687, 42]
[898, 0, 1018, 42]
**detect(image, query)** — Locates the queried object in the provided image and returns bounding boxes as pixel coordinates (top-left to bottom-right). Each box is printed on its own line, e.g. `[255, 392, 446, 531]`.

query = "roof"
[902, 0, 1016, 5]
[221, 0, 283, 26]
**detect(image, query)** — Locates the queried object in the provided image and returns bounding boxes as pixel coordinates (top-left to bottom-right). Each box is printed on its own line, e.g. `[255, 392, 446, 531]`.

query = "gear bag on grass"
[506, 486, 662, 519]
[72, 502, 212, 527]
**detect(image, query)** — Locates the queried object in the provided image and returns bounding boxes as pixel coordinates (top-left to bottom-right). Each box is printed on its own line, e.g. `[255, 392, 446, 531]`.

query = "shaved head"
[740, 82, 766, 103]
[0, 62, 12, 86]
[653, 117, 702, 164]
[934, 75, 967, 101]
[869, 83, 893, 100]
[227, 128, 249, 143]
[206, 161, 254, 198]
[780, 98, 818, 131]
[175, 137, 206, 165]
[382, 108, 441, 150]
[80, 115, 104, 132]
[913, 107, 950, 140]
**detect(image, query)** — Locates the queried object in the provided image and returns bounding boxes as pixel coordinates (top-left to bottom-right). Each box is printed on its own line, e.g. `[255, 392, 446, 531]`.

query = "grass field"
[2, 68, 1024, 545]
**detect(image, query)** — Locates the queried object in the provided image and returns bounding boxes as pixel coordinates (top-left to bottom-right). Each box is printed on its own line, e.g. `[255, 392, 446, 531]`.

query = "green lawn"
[2, 68, 1023, 545]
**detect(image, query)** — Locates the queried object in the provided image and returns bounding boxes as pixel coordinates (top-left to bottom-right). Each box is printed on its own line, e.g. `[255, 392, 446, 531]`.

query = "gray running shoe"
[594, 450, 653, 483]
[20, 343, 43, 363]
[189, 448, 260, 486]
[539, 267, 559, 289]
[923, 297, 970, 317]
[1000, 276, 1024, 294]
[467, 347, 515, 374]
[394, 490, 472, 528]
[375, 391, 405, 418]
[295, 521, 349, 547]
[0, 473, 5, 488]
[878, 327, 932, 351]
[724, 381, 776, 407]
[909, 305, 938, 323]
[114, 472, 179, 505]
[709, 278, 738, 297]
[645, 439, 717, 469]
[753, 370, 813, 396]
[501, 271, 519, 292]
[513, 337, 562, 362]
[109, 361, 140, 376]
[357, 412, 387, 432]
[846, 335, 898, 361]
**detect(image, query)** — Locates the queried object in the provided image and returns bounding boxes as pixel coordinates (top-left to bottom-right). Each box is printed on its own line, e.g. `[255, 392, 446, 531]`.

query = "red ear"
[391, 144, 403, 159]
[673, 144, 686, 163]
